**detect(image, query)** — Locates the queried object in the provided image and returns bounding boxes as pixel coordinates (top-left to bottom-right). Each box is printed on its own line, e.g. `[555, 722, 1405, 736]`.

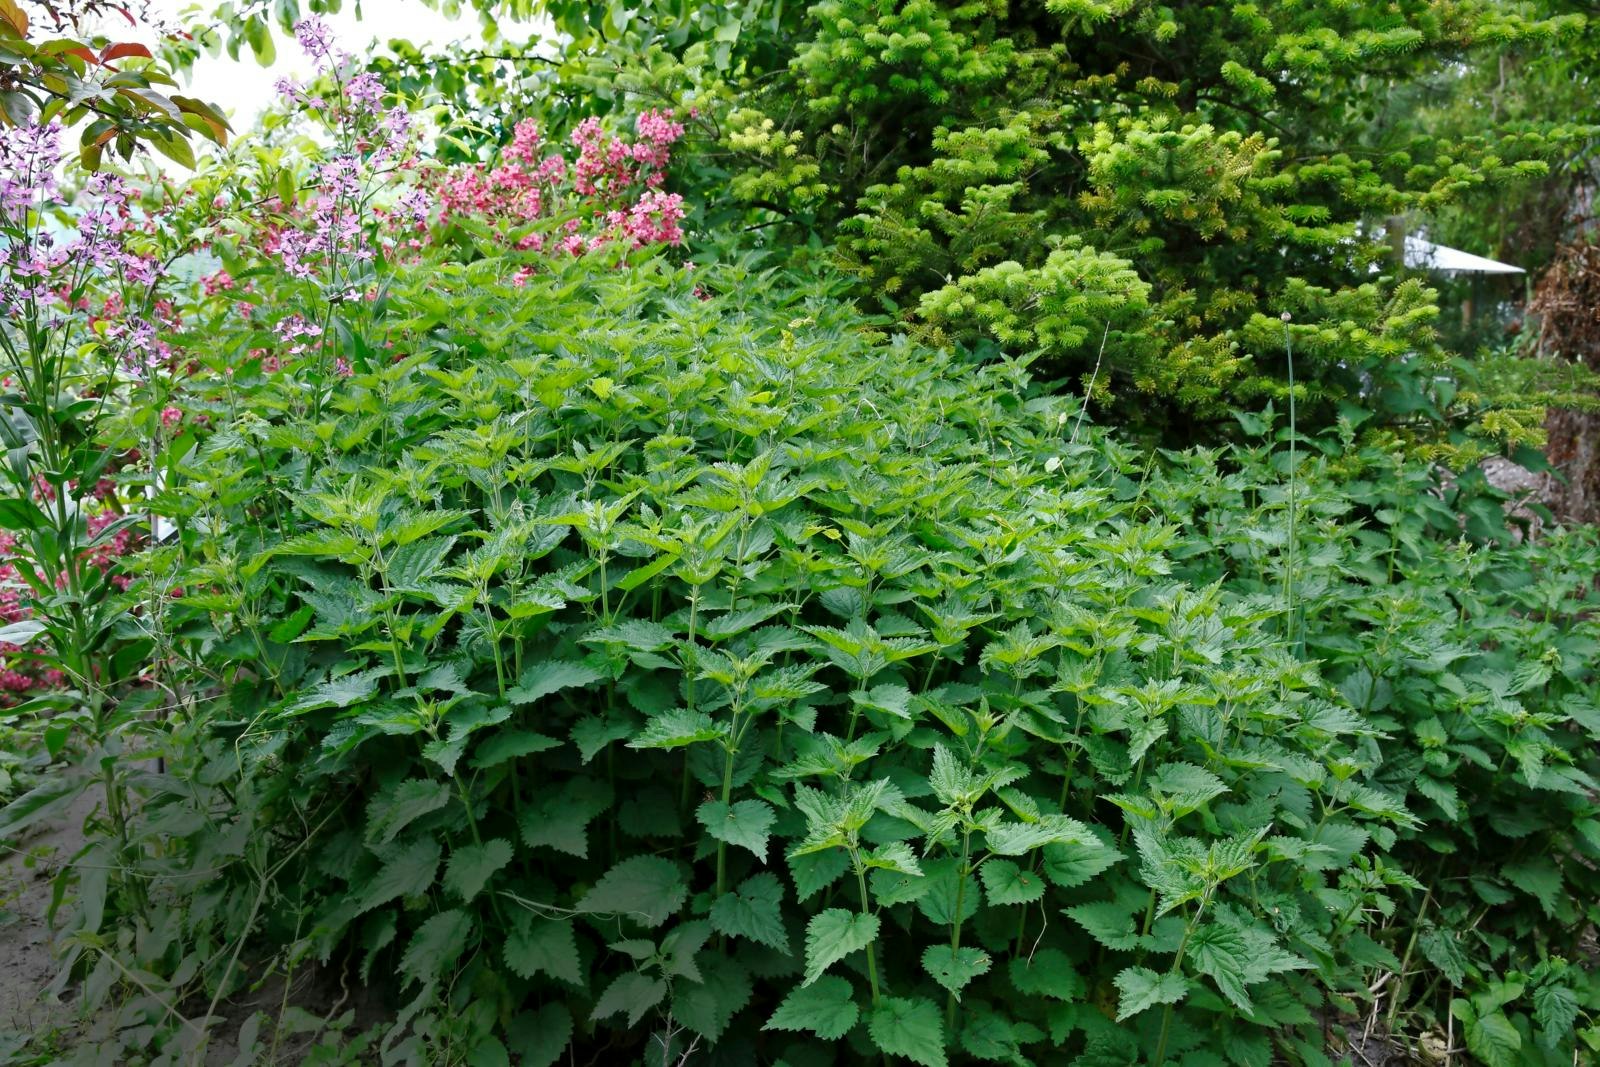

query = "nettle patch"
[1151, 435, 1600, 1061]
[136, 253, 1414, 1065]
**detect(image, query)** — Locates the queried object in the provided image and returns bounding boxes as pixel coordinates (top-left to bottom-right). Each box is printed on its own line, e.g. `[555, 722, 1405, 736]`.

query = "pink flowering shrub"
[433, 112, 687, 262]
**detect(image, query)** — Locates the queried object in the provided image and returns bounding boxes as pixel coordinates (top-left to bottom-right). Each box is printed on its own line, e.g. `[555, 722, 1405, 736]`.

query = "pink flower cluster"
[0, 499, 137, 706]
[433, 111, 687, 267]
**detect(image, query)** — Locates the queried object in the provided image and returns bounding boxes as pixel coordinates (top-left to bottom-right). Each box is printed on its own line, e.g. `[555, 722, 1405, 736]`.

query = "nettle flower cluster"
[434, 112, 687, 262]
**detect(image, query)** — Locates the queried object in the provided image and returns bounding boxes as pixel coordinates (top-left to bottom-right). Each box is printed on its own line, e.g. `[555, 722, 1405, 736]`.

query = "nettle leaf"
[520, 778, 612, 858]
[698, 798, 777, 859]
[915, 858, 981, 927]
[443, 838, 513, 902]
[583, 619, 677, 652]
[504, 915, 582, 985]
[509, 659, 604, 704]
[804, 909, 879, 986]
[507, 1004, 571, 1067]
[1533, 984, 1579, 1047]
[868, 996, 947, 1067]
[1456, 1002, 1522, 1067]
[766, 974, 860, 1039]
[864, 842, 924, 877]
[1188, 922, 1253, 1011]
[470, 728, 561, 769]
[354, 838, 441, 915]
[288, 668, 385, 715]
[673, 956, 754, 1042]
[1419, 926, 1470, 987]
[364, 779, 452, 846]
[399, 909, 473, 988]
[710, 872, 789, 952]
[1502, 857, 1562, 917]
[591, 972, 666, 1028]
[984, 815, 1091, 856]
[1010, 948, 1084, 1002]
[922, 944, 991, 999]
[791, 848, 851, 902]
[960, 1006, 1031, 1063]
[1041, 835, 1122, 889]
[1148, 761, 1228, 814]
[1113, 966, 1187, 1021]
[629, 707, 726, 749]
[570, 715, 632, 762]
[1068, 899, 1143, 951]
[577, 856, 686, 928]
[979, 859, 1046, 905]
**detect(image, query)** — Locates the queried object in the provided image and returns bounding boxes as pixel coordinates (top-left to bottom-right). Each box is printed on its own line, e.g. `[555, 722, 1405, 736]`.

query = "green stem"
[715, 731, 737, 899]
[853, 850, 882, 1007]
[947, 829, 972, 1032]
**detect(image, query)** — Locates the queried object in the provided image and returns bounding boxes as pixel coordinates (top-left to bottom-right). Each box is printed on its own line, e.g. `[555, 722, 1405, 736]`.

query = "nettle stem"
[680, 587, 702, 824]
[714, 706, 742, 899]
[851, 846, 882, 1007]
[1152, 889, 1211, 1067]
[946, 828, 974, 1031]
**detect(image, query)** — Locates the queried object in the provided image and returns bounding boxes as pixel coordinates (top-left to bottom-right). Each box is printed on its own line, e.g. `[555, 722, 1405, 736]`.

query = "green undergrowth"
[1, 251, 1596, 1065]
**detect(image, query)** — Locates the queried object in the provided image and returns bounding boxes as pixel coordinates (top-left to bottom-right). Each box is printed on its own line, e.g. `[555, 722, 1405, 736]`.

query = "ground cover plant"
[0, 3, 1597, 1066]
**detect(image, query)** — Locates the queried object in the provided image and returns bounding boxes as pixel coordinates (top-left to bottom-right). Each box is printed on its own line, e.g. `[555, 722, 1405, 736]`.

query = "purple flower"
[345, 72, 384, 110]
[293, 16, 340, 67]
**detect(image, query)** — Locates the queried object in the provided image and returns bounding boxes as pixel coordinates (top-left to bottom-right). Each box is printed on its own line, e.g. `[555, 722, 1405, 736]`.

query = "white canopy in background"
[1403, 235, 1525, 275]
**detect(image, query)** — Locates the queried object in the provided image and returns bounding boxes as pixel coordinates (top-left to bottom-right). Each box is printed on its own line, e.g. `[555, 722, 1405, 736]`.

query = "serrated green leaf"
[504, 914, 582, 985]
[1010, 948, 1084, 1002]
[979, 859, 1045, 905]
[576, 855, 686, 928]
[1461, 1006, 1522, 1067]
[470, 728, 561, 769]
[1534, 984, 1579, 1047]
[582, 619, 676, 652]
[765, 975, 859, 1039]
[354, 838, 440, 915]
[629, 707, 726, 749]
[443, 838, 513, 902]
[399, 909, 472, 987]
[1189, 922, 1252, 1011]
[1113, 966, 1187, 1021]
[506, 1004, 571, 1067]
[519, 778, 612, 858]
[710, 872, 789, 953]
[1067, 899, 1142, 951]
[590, 972, 666, 1027]
[1041, 835, 1122, 888]
[1419, 926, 1469, 987]
[698, 798, 776, 859]
[508, 659, 604, 704]
[914, 857, 980, 927]
[868, 996, 947, 1067]
[790, 848, 850, 902]
[804, 908, 880, 986]
[673, 956, 753, 1042]
[984, 814, 1091, 856]
[922, 944, 991, 999]
[1503, 857, 1562, 917]
[364, 779, 453, 847]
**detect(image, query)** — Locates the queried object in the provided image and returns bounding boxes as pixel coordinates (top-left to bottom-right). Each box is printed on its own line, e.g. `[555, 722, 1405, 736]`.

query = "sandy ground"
[0, 784, 383, 1064]
[0, 784, 99, 1048]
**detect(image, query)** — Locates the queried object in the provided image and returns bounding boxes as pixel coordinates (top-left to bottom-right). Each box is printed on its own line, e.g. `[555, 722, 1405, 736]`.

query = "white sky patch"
[144, 0, 541, 129]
